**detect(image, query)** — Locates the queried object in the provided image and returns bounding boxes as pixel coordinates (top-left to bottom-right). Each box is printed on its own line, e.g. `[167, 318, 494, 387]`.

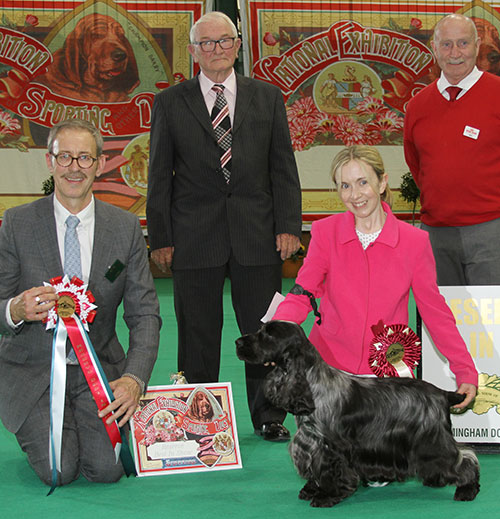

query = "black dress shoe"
[255, 422, 290, 442]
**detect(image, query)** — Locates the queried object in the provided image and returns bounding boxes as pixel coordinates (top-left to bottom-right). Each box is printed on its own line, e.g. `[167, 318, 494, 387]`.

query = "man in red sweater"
[404, 14, 500, 285]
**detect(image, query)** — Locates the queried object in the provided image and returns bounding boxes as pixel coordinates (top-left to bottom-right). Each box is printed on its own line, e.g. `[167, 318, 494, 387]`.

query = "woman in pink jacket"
[273, 145, 477, 408]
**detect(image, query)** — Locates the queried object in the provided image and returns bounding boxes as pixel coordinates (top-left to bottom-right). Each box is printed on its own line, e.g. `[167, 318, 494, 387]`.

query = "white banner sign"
[422, 285, 500, 443]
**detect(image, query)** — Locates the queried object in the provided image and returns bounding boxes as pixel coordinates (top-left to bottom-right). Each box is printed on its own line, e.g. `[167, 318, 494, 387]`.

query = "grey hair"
[47, 119, 103, 156]
[189, 11, 238, 44]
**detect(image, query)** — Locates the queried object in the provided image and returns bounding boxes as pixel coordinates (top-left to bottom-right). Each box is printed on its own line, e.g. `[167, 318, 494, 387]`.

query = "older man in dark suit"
[147, 11, 301, 441]
[0, 119, 161, 487]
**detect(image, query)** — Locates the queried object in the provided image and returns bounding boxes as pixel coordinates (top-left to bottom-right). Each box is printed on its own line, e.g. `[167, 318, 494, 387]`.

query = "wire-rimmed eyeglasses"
[50, 152, 98, 169]
[194, 37, 236, 52]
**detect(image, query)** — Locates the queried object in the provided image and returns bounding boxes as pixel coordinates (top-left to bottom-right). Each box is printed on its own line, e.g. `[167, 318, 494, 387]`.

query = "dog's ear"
[262, 323, 316, 415]
[283, 351, 316, 415]
[283, 378, 316, 415]
[264, 368, 316, 416]
[112, 21, 140, 93]
[59, 16, 90, 88]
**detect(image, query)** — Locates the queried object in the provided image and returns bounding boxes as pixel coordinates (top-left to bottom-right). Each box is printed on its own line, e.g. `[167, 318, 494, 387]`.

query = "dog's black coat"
[236, 321, 480, 507]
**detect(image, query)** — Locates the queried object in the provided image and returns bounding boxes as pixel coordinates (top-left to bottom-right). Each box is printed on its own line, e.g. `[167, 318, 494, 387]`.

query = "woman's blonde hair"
[330, 145, 392, 206]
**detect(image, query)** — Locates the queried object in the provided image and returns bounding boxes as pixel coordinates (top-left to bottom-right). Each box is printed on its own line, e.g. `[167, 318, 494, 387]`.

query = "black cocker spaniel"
[236, 321, 480, 508]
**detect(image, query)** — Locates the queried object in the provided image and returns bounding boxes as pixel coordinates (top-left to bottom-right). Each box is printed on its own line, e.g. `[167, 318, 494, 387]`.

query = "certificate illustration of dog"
[236, 321, 480, 507]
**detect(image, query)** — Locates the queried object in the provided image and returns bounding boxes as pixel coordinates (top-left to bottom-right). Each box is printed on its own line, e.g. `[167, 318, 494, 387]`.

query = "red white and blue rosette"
[369, 320, 421, 378]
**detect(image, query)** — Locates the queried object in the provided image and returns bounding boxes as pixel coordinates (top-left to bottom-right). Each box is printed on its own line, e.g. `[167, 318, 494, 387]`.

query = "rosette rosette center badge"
[386, 342, 405, 365]
[45, 275, 96, 329]
[369, 320, 421, 378]
[56, 294, 77, 318]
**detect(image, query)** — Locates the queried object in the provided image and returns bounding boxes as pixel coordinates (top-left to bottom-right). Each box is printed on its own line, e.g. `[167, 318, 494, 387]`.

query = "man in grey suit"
[0, 119, 161, 487]
[147, 12, 301, 441]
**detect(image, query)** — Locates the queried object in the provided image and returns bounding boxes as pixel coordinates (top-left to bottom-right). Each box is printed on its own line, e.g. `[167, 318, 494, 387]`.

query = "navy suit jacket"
[146, 72, 302, 269]
[0, 195, 161, 433]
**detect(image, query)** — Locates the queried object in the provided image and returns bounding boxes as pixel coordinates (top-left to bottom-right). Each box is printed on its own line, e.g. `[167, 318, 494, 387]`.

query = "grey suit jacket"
[146, 72, 302, 269]
[0, 195, 161, 433]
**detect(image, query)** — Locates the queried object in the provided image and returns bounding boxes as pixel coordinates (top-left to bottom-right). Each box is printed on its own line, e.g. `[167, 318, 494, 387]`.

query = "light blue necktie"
[64, 215, 81, 363]
[64, 215, 82, 280]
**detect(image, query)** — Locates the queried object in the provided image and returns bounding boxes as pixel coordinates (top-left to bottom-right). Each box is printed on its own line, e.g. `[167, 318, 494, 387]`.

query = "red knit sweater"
[404, 72, 500, 226]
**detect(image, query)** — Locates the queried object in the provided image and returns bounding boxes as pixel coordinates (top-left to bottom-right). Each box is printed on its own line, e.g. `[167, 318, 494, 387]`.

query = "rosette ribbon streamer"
[369, 319, 421, 378]
[46, 275, 136, 494]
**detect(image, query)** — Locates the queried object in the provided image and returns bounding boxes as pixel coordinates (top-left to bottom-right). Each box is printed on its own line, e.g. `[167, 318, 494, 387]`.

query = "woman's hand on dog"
[454, 383, 477, 409]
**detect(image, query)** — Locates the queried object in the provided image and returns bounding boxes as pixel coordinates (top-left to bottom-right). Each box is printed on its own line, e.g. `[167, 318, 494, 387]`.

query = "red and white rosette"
[368, 320, 421, 378]
[44, 275, 97, 331]
[45, 275, 125, 493]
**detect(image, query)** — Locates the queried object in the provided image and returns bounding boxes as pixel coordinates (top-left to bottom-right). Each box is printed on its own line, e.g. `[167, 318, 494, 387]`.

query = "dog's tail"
[447, 391, 466, 407]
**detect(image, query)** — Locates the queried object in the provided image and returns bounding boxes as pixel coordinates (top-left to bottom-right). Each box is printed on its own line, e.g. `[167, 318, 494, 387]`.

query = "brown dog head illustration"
[472, 17, 500, 76]
[38, 13, 140, 102]
[186, 391, 215, 422]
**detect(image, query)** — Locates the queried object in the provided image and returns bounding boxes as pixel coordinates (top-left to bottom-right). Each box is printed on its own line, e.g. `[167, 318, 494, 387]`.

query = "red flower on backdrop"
[355, 96, 386, 116]
[173, 72, 186, 83]
[317, 115, 336, 134]
[362, 126, 383, 145]
[287, 96, 323, 123]
[0, 111, 21, 135]
[25, 14, 39, 27]
[331, 115, 366, 146]
[263, 32, 278, 46]
[371, 110, 404, 133]
[288, 117, 320, 151]
[410, 18, 422, 30]
[286, 93, 404, 147]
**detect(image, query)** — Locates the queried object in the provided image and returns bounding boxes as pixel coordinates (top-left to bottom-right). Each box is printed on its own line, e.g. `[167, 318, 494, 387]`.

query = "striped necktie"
[211, 84, 232, 183]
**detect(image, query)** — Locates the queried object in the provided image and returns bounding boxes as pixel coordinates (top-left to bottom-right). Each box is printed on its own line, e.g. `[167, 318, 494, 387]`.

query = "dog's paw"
[310, 493, 341, 508]
[298, 480, 318, 501]
[454, 482, 480, 501]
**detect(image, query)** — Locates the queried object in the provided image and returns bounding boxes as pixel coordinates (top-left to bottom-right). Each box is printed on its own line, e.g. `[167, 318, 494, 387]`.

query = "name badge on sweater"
[463, 126, 480, 140]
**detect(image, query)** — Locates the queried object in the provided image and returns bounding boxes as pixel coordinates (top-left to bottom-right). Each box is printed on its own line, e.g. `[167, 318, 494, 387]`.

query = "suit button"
[227, 193, 232, 198]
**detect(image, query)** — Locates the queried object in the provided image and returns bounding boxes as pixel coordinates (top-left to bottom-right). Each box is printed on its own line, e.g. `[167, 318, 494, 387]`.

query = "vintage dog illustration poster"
[0, 0, 206, 218]
[131, 383, 242, 476]
[422, 285, 500, 444]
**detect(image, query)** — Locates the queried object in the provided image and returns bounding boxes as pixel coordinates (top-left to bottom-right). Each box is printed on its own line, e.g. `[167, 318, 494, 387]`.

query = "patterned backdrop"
[1, 0, 499, 222]
[0, 0, 209, 219]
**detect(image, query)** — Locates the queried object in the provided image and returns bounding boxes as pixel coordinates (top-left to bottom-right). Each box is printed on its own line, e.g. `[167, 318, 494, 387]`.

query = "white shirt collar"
[198, 69, 237, 98]
[437, 66, 483, 98]
[53, 194, 95, 228]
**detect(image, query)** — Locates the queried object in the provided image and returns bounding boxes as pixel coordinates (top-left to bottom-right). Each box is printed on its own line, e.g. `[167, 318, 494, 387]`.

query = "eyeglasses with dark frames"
[50, 152, 98, 169]
[194, 37, 236, 52]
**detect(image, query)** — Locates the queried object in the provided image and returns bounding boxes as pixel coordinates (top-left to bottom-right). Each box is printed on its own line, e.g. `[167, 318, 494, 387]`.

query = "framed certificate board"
[130, 383, 242, 476]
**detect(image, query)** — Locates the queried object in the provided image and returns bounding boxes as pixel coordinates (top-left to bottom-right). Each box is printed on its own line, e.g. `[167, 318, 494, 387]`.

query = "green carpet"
[0, 278, 498, 518]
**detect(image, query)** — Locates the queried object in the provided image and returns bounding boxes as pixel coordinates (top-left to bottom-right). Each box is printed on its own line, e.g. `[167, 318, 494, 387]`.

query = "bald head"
[432, 14, 480, 85]
[434, 14, 478, 42]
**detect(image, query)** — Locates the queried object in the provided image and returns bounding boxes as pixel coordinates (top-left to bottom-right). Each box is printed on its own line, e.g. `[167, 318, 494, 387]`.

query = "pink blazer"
[273, 203, 478, 387]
